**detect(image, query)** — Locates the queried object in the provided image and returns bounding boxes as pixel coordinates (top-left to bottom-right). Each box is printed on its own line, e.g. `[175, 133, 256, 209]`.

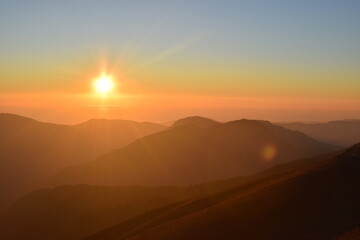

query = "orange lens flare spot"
[262, 145, 276, 161]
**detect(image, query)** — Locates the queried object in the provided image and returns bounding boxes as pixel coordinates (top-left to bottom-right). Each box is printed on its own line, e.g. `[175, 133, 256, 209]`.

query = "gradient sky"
[0, 0, 359, 123]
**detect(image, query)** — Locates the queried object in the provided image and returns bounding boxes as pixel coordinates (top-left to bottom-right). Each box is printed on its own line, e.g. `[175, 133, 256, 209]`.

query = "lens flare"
[262, 144, 276, 161]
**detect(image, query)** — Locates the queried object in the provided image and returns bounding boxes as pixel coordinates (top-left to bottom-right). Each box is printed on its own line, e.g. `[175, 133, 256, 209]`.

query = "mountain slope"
[279, 120, 360, 147]
[85, 143, 360, 240]
[0, 113, 166, 211]
[52, 119, 337, 187]
[0, 178, 246, 240]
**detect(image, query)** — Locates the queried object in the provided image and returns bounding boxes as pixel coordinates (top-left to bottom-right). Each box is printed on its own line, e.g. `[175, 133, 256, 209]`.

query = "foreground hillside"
[52, 119, 337, 186]
[85, 143, 360, 240]
[279, 120, 360, 147]
[0, 113, 165, 211]
[0, 178, 246, 240]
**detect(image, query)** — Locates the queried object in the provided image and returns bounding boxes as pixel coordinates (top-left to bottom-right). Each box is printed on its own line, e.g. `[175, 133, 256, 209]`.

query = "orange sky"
[0, 1, 359, 123]
[1, 92, 359, 124]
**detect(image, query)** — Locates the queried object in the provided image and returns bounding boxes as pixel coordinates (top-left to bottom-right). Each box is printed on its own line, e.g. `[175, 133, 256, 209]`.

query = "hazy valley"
[0, 114, 359, 240]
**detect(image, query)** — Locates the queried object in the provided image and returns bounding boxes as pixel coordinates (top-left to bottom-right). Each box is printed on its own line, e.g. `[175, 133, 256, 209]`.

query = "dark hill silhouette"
[336, 228, 360, 240]
[51, 119, 337, 187]
[0, 178, 246, 240]
[279, 119, 360, 147]
[171, 116, 219, 128]
[0, 113, 165, 211]
[85, 143, 360, 240]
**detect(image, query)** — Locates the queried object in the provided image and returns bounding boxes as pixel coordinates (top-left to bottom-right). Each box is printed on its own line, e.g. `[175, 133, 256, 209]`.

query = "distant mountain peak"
[329, 119, 360, 123]
[220, 119, 271, 130]
[225, 118, 265, 125]
[75, 118, 165, 128]
[75, 118, 133, 126]
[171, 116, 219, 128]
[279, 120, 360, 147]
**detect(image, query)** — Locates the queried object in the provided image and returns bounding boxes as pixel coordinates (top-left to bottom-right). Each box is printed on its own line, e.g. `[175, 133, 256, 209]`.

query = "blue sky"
[1, 0, 359, 62]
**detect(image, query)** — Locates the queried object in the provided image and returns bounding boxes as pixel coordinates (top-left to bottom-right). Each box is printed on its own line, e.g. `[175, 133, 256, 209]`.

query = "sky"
[0, 0, 359, 124]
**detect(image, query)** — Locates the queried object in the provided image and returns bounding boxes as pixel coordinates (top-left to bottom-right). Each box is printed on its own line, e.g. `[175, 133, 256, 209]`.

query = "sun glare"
[93, 74, 115, 96]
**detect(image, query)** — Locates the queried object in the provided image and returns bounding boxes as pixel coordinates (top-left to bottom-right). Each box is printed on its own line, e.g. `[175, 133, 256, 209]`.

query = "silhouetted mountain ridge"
[52, 118, 337, 187]
[171, 116, 219, 128]
[0, 113, 166, 211]
[85, 143, 360, 240]
[279, 119, 360, 147]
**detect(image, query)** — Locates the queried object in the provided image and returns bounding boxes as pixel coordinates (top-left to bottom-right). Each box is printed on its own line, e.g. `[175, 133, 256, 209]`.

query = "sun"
[93, 74, 115, 95]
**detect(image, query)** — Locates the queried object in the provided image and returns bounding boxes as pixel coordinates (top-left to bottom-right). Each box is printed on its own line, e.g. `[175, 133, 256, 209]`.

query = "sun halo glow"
[93, 74, 115, 96]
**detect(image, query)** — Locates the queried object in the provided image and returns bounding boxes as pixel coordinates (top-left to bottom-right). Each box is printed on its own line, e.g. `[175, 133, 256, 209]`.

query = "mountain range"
[0, 178, 246, 240]
[279, 120, 360, 147]
[85, 143, 360, 240]
[0, 113, 165, 211]
[51, 119, 336, 186]
[1, 113, 358, 240]
[1, 143, 358, 240]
